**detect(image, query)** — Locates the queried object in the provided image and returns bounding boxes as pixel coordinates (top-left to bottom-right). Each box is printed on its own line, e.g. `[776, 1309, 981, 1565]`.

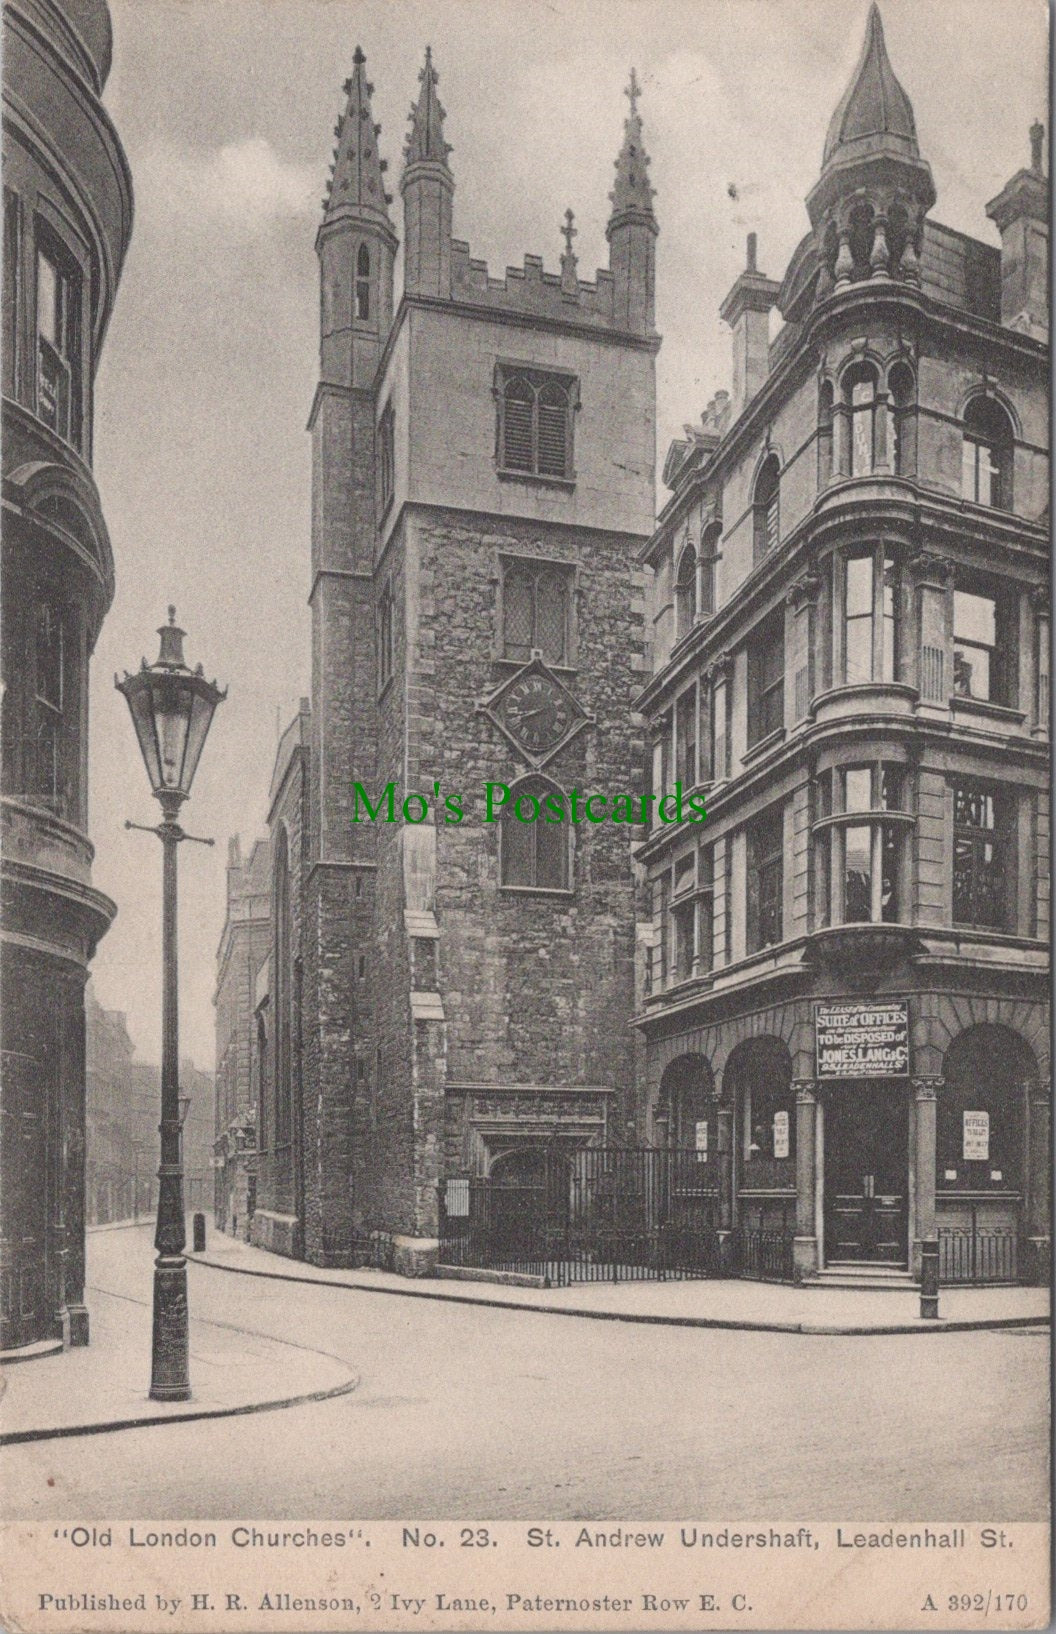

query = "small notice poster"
[963, 1109, 990, 1161]
[773, 1108, 790, 1159]
[815, 998, 910, 1078]
[694, 1118, 708, 1161]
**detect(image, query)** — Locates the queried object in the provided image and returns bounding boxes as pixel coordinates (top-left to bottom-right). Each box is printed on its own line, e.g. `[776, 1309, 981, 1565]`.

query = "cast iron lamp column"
[116, 609, 225, 1401]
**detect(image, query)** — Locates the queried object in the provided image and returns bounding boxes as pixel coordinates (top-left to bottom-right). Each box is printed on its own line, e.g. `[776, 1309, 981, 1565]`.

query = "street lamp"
[116, 608, 225, 1402]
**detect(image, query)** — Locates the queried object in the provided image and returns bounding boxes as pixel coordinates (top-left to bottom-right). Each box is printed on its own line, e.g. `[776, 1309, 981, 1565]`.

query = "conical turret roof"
[404, 46, 452, 168]
[322, 45, 393, 226]
[822, 4, 919, 167]
[608, 68, 656, 223]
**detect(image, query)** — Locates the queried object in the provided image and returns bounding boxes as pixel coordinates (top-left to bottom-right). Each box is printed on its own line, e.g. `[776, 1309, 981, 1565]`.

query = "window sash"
[952, 785, 1004, 929]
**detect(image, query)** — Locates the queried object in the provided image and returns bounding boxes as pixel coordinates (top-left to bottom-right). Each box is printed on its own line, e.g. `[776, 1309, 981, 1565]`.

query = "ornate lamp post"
[116, 609, 225, 1401]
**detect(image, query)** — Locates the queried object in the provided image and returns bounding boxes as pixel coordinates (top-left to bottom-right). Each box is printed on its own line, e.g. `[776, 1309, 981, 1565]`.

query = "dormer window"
[355, 243, 371, 321]
[496, 365, 576, 482]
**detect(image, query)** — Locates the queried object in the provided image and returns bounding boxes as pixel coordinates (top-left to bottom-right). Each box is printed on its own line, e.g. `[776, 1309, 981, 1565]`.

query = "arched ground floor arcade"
[642, 982, 1050, 1286]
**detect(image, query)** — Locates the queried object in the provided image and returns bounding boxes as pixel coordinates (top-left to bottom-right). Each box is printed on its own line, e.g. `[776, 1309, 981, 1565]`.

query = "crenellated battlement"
[448, 239, 631, 332]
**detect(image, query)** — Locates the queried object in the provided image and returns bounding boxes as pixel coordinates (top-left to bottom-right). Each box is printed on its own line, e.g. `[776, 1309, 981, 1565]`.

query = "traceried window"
[497, 367, 576, 480]
[843, 548, 897, 686]
[501, 558, 571, 665]
[747, 607, 784, 746]
[747, 803, 784, 953]
[500, 775, 570, 892]
[962, 396, 1013, 511]
[752, 454, 780, 564]
[952, 782, 1007, 931]
[36, 235, 81, 446]
[355, 243, 371, 321]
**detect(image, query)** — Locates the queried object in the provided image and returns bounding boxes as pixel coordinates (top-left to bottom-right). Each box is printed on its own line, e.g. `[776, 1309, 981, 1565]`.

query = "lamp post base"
[149, 1255, 191, 1401]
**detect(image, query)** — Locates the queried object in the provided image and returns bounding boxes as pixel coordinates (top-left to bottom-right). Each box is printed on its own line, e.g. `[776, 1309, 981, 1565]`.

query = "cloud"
[136, 135, 318, 239]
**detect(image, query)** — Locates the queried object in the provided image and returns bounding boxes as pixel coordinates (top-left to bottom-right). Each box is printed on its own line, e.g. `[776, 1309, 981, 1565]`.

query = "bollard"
[192, 1211, 206, 1253]
[919, 1237, 939, 1319]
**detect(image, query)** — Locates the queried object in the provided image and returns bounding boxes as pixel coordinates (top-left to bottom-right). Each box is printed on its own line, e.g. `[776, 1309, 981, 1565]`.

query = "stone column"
[910, 1077, 941, 1280]
[1025, 1079, 1051, 1284]
[793, 1080, 819, 1279]
[716, 1103, 734, 1232]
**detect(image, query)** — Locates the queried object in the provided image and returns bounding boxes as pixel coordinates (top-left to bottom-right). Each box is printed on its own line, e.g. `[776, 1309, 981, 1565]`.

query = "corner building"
[637, 7, 1049, 1285]
[250, 51, 657, 1269]
[1, 0, 132, 1350]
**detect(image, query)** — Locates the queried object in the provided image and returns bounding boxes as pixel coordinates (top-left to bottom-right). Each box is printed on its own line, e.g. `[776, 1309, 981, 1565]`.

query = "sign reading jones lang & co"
[815, 998, 910, 1079]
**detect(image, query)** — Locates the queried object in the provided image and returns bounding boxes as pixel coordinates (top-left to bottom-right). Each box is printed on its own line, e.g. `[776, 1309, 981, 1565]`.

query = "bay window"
[36, 236, 81, 447]
[843, 546, 897, 685]
[814, 762, 906, 927]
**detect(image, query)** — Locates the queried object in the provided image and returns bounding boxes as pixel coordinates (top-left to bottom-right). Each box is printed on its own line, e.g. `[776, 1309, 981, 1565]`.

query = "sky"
[87, 0, 1048, 1066]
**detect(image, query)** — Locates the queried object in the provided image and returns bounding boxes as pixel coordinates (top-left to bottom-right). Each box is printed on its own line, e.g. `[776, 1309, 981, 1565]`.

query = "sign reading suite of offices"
[815, 999, 911, 1080]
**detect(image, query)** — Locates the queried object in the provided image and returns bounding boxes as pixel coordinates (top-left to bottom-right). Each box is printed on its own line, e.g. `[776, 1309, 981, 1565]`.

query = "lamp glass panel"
[181, 687, 219, 795]
[125, 681, 162, 788]
[152, 677, 193, 789]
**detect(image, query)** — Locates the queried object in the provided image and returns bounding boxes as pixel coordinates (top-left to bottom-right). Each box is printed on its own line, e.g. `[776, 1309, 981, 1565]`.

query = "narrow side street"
[2, 1226, 1048, 1523]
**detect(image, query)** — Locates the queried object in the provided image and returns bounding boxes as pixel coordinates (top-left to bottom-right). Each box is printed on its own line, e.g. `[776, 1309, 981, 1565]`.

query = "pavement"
[0, 1228, 356, 1446]
[191, 1221, 1050, 1335]
[6, 1225, 1049, 1521]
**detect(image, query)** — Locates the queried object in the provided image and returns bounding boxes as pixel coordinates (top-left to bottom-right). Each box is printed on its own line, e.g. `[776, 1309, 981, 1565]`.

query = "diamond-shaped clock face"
[481, 660, 590, 766]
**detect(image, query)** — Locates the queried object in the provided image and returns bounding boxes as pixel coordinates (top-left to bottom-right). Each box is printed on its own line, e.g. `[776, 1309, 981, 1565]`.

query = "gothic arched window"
[501, 558, 570, 665]
[499, 776, 570, 892]
[355, 243, 371, 321]
[497, 368, 575, 480]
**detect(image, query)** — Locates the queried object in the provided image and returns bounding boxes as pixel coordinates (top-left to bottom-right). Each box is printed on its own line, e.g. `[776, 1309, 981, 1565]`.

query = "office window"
[952, 783, 1007, 930]
[34, 602, 65, 814]
[962, 396, 1013, 511]
[35, 236, 81, 446]
[843, 364, 879, 476]
[497, 367, 575, 480]
[501, 558, 571, 665]
[753, 455, 780, 563]
[675, 685, 697, 787]
[953, 583, 1013, 705]
[843, 547, 897, 685]
[889, 360, 916, 476]
[711, 672, 729, 781]
[747, 804, 784, 953]
[675, 545, 696, 642]
[699, 521, 720, 618]
[747, 607, 784, 746]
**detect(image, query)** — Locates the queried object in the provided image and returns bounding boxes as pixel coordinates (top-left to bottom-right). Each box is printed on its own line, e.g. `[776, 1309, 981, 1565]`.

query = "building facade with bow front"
[636, 4, 1050, 1285]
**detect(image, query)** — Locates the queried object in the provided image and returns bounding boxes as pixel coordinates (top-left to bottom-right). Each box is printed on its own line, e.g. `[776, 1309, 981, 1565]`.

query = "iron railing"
[938, 1225, 1019, 1284]
[733, 1225, 796, 1282]
[440, 1148, 729, 1286]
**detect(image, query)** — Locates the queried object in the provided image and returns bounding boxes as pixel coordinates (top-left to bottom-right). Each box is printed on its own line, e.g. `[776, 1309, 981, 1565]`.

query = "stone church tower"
[252, 49, 660, 1271]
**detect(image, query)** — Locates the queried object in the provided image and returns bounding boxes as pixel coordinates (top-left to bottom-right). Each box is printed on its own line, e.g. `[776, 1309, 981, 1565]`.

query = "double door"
[824, 1082, 908, 1264]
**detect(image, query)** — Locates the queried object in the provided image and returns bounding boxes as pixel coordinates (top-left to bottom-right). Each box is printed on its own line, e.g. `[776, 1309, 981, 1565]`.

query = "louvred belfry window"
[497, 367, 576, 480]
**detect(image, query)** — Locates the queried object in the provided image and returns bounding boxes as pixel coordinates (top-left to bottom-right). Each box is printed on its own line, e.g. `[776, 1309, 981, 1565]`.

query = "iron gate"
[440, 1147, 729, 1285]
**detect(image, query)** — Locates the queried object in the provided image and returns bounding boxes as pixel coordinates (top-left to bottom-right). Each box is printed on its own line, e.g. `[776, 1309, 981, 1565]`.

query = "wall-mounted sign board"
[815, 999, 910, 1079]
